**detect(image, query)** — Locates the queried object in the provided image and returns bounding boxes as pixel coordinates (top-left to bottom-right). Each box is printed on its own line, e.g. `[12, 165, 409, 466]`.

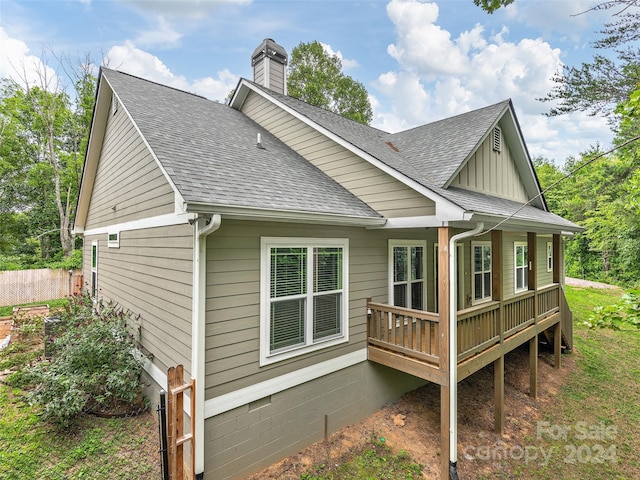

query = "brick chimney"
[251, 38, 288, 95]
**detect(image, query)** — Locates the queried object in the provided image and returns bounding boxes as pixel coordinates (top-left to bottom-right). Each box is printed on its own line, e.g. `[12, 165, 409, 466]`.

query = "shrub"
[28, 292, 148, 427]
[584, 290, 640, 330]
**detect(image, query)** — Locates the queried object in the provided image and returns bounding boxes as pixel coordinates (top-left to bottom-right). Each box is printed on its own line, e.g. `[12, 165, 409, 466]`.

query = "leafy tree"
[474, 0, 514, 13]
[0, 55, 96, 263]
[288, 41, 373, 125]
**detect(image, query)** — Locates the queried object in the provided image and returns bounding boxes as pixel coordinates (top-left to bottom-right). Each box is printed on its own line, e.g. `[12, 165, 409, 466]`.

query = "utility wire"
[482, 134, 640, 235]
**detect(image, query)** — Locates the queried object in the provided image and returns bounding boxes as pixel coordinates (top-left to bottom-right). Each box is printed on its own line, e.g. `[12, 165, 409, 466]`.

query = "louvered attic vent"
[492, 126, 501, 152]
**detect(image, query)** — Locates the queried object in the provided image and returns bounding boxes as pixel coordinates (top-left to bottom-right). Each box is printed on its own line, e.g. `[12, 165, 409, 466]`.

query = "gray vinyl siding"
[241, 91, 436, 218]
[83, 224, 193, 376]
[204, 220, 433, 400]
[203, 361, 425, 480]
[450, 130, 529, 203]
[537, 235, 554, 287]
[84, 101, 175, 230]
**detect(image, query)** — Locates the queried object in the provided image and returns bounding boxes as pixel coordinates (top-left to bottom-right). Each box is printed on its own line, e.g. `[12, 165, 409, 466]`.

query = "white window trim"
[107, 231, 120, 248]
[514, 242, 529, 293]
[433, 243, 439, 312]
[471, 241, 492, 305]
[260, 237, 349, 366]
[546, 241, 553, 273]
[388, 240, 427, 310]
[90, 241, 98, 298]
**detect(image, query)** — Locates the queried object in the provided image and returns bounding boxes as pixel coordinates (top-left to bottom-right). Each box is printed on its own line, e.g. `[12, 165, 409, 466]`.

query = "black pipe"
[158, 390, 169, 480]
[449, 460, 460, 480]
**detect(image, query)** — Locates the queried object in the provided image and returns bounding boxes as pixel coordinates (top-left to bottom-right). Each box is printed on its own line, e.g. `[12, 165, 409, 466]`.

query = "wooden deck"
[367, 284, 567, 385]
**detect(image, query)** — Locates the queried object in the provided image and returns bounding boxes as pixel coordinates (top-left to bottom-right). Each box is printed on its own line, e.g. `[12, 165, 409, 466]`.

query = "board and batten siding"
[450, 127, 529, 203]
[203, 220, 433, 401]
[83, 224, 193, 376]
[84, 98, 175, 230]
[240, 91, 435, 218]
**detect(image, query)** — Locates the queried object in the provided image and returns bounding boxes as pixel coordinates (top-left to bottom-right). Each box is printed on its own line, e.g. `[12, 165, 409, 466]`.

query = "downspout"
[448, 222, 484, 480]
[192, 213, 221, 479]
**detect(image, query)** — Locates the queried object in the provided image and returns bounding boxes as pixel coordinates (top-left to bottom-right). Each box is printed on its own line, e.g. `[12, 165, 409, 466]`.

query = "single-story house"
[73, 38, 580, 479]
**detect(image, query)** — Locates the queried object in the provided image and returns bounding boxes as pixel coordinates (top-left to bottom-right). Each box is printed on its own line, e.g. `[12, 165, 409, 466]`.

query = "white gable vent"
[492, 126, 502, 152]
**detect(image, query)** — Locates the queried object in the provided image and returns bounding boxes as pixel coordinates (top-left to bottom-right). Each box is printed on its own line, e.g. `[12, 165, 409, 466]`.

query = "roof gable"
[75, 69, 383, 231]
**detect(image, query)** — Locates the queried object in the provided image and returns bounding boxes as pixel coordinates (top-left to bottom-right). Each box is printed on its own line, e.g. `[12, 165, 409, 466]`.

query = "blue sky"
[0, 0, 618, 162]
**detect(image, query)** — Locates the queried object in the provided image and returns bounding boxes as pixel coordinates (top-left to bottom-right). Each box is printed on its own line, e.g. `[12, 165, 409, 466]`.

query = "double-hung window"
[261, 238, 348, 365]
[514, 242, 529, 292]
[472, 242, 492, 304]
[389, 241, 426, 310]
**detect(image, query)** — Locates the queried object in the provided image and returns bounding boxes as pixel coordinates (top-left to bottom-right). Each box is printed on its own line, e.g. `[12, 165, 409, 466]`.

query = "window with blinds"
[261, 238, 348, 365]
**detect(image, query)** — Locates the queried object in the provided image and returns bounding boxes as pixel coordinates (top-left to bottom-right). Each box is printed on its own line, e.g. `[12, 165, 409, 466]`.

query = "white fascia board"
[371, 212, 474, 229]
[234, 80, 465, 218]
[185, 202, 387, 227]
[204, 348, 367, 419]
[469, 213, 582, 234]
[82, 212, 195, 236]
[74, 75, 112, 231]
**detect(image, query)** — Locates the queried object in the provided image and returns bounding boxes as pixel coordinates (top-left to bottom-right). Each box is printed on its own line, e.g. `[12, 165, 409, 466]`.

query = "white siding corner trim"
[204, 348, 368, 419]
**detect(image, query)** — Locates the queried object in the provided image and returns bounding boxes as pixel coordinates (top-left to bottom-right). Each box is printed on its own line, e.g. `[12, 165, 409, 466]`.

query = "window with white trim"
[472, 242, 492, 304]
[260, 237, 348, 365]
[91, 241, 98, 297]
[515, 242, 529, 292]
[389, 241, 426, 310]
[547, 242, 553, 272]
[108, 231, 120, 248]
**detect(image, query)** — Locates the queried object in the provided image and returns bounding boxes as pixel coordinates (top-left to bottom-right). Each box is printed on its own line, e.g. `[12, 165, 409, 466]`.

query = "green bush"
[584, 290, 640, 330]
[28, 292, 148, 427]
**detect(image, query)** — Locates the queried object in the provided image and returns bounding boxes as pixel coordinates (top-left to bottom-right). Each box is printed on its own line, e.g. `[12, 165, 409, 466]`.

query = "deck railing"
[367, 284, 563, 365]
[367, 301, 440, 366]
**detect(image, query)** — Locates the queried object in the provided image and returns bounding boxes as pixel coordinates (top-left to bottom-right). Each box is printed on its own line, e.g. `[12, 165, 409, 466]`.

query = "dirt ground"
[245, 343, 572, 480]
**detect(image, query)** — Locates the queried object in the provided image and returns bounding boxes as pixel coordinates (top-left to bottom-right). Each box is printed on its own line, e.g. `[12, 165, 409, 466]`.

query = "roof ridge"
[391, 98, 512, 137]
[243, 78, 389, 135]
[101, 67, 210, 101]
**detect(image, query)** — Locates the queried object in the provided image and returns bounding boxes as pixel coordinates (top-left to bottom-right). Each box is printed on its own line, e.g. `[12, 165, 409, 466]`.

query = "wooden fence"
[0, 268, 83, 307]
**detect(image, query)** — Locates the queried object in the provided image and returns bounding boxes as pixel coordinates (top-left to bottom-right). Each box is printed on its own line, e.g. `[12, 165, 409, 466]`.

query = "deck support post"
[554, 322, 562, 369]
[437, 227, 452, 479]
[529, 335, 538, 398]
[494, 355, 504, 434]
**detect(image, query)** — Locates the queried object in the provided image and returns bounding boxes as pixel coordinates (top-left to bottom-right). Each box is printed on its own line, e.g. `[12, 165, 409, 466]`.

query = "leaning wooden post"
[438, 227, 452, 479]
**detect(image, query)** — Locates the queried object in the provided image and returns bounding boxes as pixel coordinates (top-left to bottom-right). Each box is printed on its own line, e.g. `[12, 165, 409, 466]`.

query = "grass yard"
[499, 285, 640, 480]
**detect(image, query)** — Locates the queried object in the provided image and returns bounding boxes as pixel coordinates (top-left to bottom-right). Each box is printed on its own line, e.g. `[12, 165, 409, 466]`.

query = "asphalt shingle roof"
[101, 69, 579, 231]
[101, 68, 382, 220]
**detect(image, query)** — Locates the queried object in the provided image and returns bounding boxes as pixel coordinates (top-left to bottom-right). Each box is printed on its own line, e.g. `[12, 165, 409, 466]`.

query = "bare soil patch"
[245, 343, 573, 479]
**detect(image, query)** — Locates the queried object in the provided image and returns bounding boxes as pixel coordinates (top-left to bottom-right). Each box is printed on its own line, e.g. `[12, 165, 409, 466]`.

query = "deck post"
[437, 227, 452, 479]
[491, 230, 504, 343]
[494, 355, 504, 434]
[529, 335, 538, 398]
[552, 234, 561, 284]
[554, 321, 562, 369]
[528, 232, 537, 322]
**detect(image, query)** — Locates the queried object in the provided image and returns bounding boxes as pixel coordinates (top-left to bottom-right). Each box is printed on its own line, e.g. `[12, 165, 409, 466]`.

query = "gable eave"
[73, 69, 111, 233]
[441, 102, 546, 211]
[231, 79, 468, 221]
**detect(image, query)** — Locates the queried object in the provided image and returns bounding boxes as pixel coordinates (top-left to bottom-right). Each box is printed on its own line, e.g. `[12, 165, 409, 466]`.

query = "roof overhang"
[184, 201, 387, 227]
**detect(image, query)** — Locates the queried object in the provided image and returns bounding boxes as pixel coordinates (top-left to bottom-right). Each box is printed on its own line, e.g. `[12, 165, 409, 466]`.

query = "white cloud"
[135, 16, 183, 48]
[0, 27, 59, 90]
[105, 42, 238, 101]
[320, 42, 359, 70]
[372, 0, 613, 163]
